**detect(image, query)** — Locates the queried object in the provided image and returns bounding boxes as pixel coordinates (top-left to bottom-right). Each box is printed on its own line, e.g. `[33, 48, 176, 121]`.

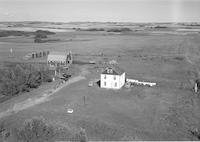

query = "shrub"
[70, 128, 87, 142]
[0, 121, 10, 141]
[35, 33, 47, 39]
[107, 28, 132, 32]
[13, 117, 55, 142]
[76, 119, 123, 140]
[26, 72, 42, 88]
[40, 70, 52, 82]
[120, 135, 135, 141]
[154, 25, 168, 28]
[0, 118, 89, 142]
[35, 30, 55, 35]
[34, 38, 45, 43]
[190, 128, 200, 140]
[174, 56, 184, 61]
[80, 28, 105, 31]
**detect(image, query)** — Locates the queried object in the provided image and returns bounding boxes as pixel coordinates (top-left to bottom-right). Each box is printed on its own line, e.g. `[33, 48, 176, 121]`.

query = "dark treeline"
[0, 63, 53, 97]
[0, 30, 32, 37]
[107, 28, 132, 32]
[0, 30, 55, 38]
[75, 27, 132, 32]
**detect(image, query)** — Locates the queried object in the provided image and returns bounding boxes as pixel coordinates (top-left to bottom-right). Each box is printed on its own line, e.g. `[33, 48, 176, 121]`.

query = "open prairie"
[1, 22, 200, 140]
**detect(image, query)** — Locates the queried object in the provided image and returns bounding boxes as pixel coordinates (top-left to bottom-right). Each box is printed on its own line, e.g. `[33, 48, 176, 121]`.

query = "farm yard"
[0, 22, 200, 141]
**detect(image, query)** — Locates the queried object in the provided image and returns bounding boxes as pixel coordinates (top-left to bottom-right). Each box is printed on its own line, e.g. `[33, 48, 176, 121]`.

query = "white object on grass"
[88, 81, 93, 87]
[67, 108, 73, 113]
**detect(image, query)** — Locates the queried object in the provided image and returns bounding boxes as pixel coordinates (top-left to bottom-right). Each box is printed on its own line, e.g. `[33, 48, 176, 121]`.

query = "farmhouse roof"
[47, 51, 67, 62]
[101, 65, 125, 75]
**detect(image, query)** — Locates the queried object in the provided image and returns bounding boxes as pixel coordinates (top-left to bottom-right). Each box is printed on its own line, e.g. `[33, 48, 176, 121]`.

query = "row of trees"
[0, 30, 55, 38]
[0, 63, 53, 97]
[76, 27, 132, 32]
[0, 30, 32, 37]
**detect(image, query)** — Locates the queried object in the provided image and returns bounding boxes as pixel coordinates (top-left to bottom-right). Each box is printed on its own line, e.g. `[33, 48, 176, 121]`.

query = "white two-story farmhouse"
[100, 66, 125, 89]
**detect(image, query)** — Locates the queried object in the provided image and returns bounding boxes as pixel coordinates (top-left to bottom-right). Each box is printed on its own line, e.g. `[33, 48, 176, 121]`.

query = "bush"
[26, 72, 42, 88]
[154, 25, 168, 29]
[0, 118, 89, 142]
[13, 117, 55, 142]
[190, 128, 200, 140]
[70, 128, 87, 142]
[80, 28, 105, 31]
[107, 28, 132, 32]
[120, 135, 135, 141]
[35, 33, 47, 39]
[0, 121, 10, 141]
[76, 119, 123, 140]
[35, 30, 55, 35]
[34, 37, 46, 43]
[41, 70, 53, 82]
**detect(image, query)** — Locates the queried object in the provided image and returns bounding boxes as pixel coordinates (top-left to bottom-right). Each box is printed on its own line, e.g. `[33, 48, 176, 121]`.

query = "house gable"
[101, 66, 124, 75]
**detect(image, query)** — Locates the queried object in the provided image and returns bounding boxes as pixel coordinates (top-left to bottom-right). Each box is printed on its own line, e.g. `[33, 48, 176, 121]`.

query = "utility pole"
[195, 82, 198, 93]
[9, 48, 13, 57]
[83, 96, 86, 105]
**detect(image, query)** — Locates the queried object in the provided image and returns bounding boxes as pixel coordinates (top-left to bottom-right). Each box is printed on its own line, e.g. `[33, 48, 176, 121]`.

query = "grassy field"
[1, 23, 200, 140]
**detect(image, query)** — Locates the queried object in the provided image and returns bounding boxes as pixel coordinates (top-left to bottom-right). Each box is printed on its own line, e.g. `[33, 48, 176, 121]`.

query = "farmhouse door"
[111, 82, 115, 88]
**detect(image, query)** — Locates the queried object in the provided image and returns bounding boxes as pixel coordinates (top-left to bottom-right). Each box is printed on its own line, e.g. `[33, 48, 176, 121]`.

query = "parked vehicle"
[62, 73, 71, 78]
[88, 81, 93, 87]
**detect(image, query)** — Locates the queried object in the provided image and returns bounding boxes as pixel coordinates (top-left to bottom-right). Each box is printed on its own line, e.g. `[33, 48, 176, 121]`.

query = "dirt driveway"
[0, 66, 89, 119]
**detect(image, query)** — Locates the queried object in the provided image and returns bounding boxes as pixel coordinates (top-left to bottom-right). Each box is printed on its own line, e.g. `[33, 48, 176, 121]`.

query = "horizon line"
[1, 20, 200, 24]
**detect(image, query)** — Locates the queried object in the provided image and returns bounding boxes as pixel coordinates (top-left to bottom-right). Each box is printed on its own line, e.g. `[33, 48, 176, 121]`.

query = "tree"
[26, 71, 41, 88]
[14, 64, 28, 92]
[0, 69, 19, 96]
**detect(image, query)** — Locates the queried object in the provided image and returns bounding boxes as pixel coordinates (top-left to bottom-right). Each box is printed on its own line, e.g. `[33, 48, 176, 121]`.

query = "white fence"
[126, 78, 156, 87]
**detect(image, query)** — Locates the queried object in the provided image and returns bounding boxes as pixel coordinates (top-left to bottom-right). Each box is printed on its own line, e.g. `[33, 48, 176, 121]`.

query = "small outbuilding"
[100, 66, 125, 89]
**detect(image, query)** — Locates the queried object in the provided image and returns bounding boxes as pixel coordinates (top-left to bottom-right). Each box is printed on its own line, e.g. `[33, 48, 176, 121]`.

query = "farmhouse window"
[104, 82, 106, 86]
[114, 76, 116, 80]
[115, 82, 117, 87]
[107, 69, 113, 74]
[104, 75, 106, 79]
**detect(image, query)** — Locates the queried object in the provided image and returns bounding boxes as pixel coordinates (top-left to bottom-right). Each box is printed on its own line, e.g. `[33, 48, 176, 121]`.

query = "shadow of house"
[96, 80, 101, 87]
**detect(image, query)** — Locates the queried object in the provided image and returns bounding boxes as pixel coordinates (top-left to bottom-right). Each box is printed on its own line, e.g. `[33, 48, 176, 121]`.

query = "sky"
[0, 0, 200, 23]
